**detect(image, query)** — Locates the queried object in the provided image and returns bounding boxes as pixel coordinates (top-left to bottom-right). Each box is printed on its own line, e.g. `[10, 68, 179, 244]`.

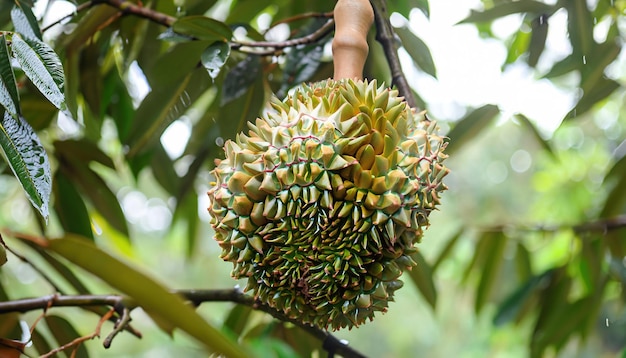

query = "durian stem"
[332, 0, 374, 80]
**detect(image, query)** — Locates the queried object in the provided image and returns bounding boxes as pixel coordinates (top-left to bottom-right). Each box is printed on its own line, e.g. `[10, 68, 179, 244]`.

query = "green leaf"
[389, 0, 429, 18]
[515, 114, 555, 158]
[151, 144, 180, 195]
[201, 41, 230, 79]
[223, 305, 253, 337]
[30, 329, 53, 357]
[408, 251, 437, 309]
[219, 68, 265, 138]
[222, 55, 261, 104]
[58, 160, 128, 237]
[11, 4, 42, 41]
[394, 26, 437, 78]
[172, 16, 232, 42]
[54, 139, 115, 169]
[445, 104, 500, 155]
[493, 270, 552, 326]
[580, 40, 621, 92]
[504, 28, 531, 66]
[0, 244, 6, 267]
[566, 0, 594, 57]
[45, 315, 89, 358]
[527, 15, 548, 67]
[514, 242, 533, 282]
[542, 54, 578, 78]
[0, 110, 51, 220]
[126, 74, 192, 157]
[21, 239, 91, 294]
[102, 69, 135, 141]
[459, 1, 555, 23]
[11, 34, 66, 114]
[173, 190, 199, 258]
[147, 40, 211, 87]
[431, 229, 462, 273]
[0, 35, 21, 118]
[475, 231, 508, 314]
[565, 77, 619, 120]
[278, 18, 329, 97]
[46, 235, 248, 358]
[532, 297, 592, 355]
[53, 171, 94, 240]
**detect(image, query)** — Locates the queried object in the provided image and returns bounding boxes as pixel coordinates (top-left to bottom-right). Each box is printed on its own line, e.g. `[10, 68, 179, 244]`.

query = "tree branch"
[369, 0, 418, 109]
[0, 289, 366, 358]
[480, 214, 626, 235]
[99, 0, 176, 27]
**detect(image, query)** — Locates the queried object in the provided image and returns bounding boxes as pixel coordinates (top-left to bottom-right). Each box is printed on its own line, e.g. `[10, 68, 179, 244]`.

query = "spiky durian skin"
[208, 79, 449, 330]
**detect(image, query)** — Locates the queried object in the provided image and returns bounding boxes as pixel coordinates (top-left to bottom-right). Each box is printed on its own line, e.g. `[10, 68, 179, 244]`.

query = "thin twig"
[40, 308, 115, 358]
[41, 1, 93, 32]
[369, 0, 418, 109]
[270, 11, 333, 27]
[231, 19, 335, 54]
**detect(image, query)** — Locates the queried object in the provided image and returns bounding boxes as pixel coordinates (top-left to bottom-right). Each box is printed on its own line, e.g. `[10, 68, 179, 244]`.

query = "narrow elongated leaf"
[30, 329, 53, 357]
[408, 251, 437, 308]
[0, 35, 20, 118]
[527, 15, 548, 67]
[59, 161, 129, 237]
[542, 54, 578, 78]
[172, 16, 232, 42]
[394, 26, 437, 78]
[389, 0, 429, 18]
[0, 244, 6, 266]
[45, 315, 89, 358]
[566, 77, 619, 120]
[46, 235, 248, 358]
[173, 192, 199, 258]
[580, 40, 621, 92]
[147, 40, 210, 87]
[54, 139, 115, 169]
[151, 144, 179, 195]
[278, 18, 329, 97]
[201, 41, 230, 79]
[515, 114, 555, 158]
[53, 171, 94, 240]
[21, 239, 91, 294]
[10, 4, 42, 41]
[514, 242, 533, 281]
[445, 104, 500, 155]
[504, 29, 531, 66]
[494, 270, 552, 326]
[222, 55, 261, 104]
[475, 231, 508, 313]
[431, 229, 462, 273]
[0, 110, 51, 220]
[11, 35, 66, 113]
[533, 297, 592, 354]
[219, 70, 265, 137]
[223, 305, 253, 337]
[126, 74, 191, 157]
[460, 1, 555, 23]
[566, 0, 594, 57]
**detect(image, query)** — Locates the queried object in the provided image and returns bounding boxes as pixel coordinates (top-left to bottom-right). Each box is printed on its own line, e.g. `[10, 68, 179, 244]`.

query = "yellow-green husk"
[208, 79, 449, 330]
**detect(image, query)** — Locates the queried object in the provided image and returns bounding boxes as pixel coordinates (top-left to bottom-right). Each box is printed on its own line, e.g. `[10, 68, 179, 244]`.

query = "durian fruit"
[207, 78, 449, 330]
